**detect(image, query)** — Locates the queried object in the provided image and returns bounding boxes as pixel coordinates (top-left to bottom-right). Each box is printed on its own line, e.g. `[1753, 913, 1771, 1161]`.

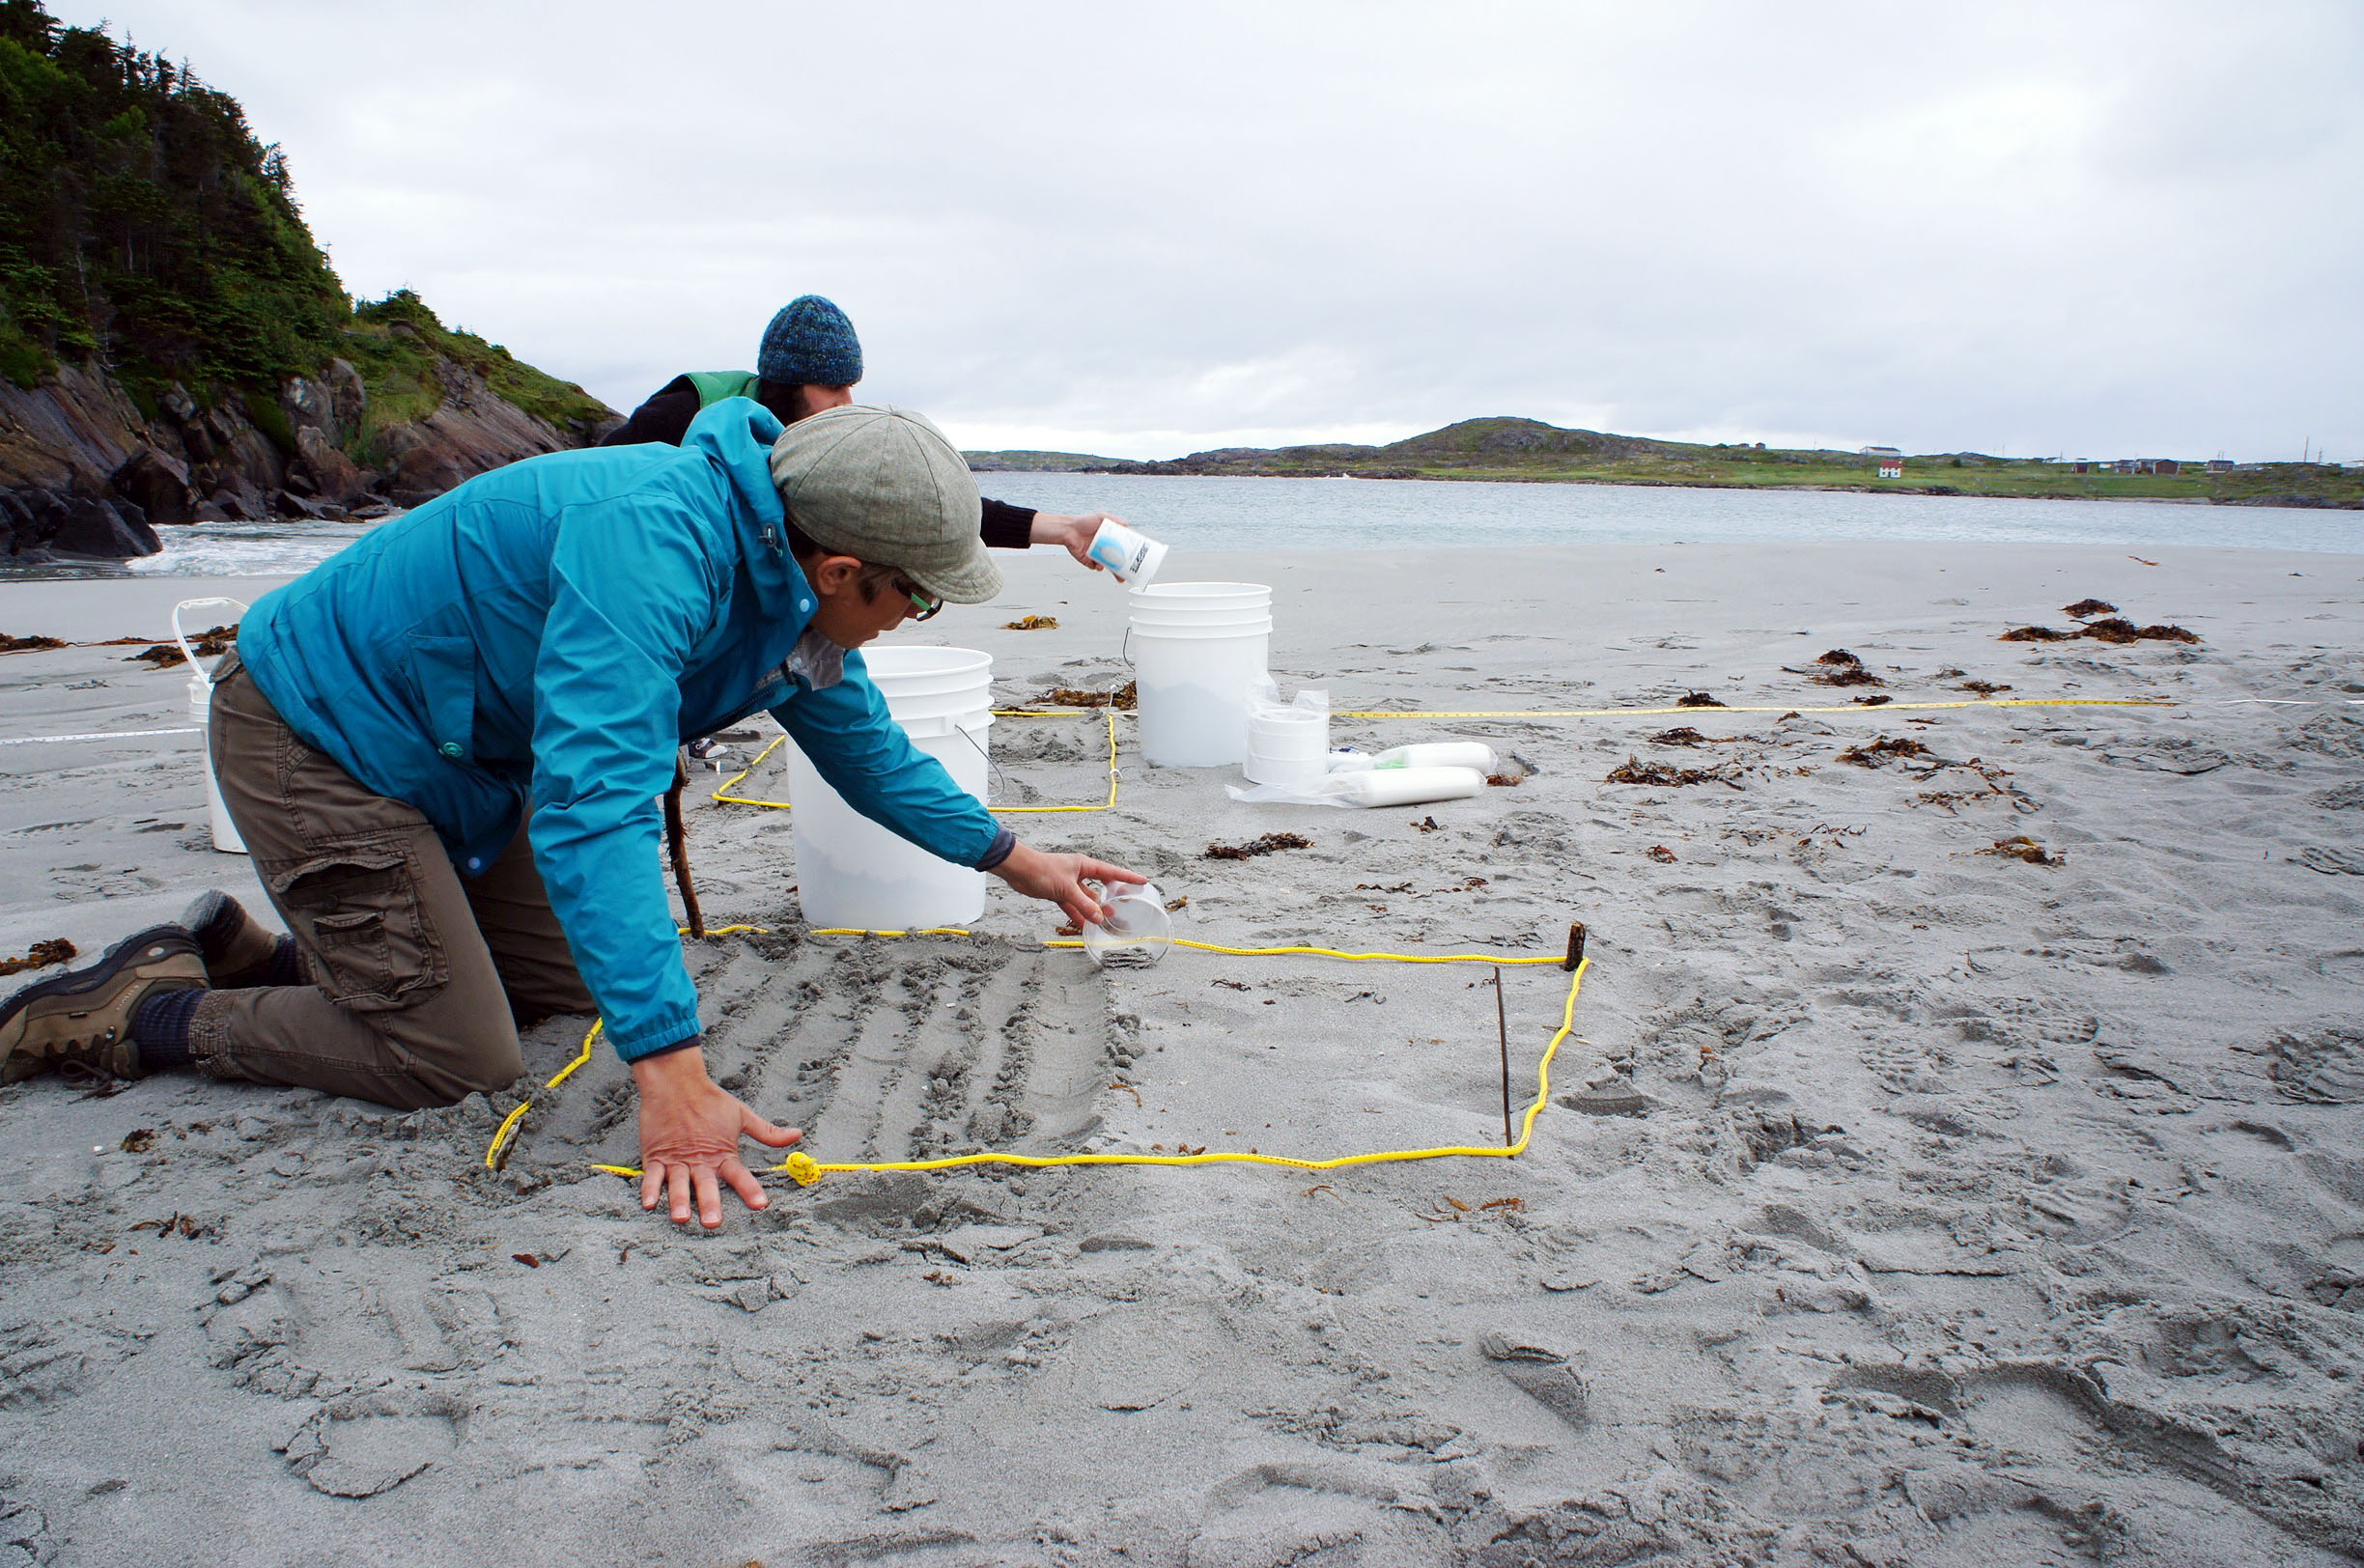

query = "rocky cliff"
[0, 328, 621, 563]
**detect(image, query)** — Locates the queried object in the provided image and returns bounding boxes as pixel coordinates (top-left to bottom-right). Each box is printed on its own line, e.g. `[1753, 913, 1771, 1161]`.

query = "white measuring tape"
[0, 726, 199, 747]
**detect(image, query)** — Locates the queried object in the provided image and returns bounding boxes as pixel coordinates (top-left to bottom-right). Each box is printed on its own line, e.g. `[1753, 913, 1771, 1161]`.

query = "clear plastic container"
[1082, 880, 1173, 968]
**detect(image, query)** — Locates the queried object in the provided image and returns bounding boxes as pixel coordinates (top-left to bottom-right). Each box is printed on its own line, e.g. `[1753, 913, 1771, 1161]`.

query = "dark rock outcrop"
[113, 445, 195, 524]
[294, 426, 369, 506]
[52, 494, 159, 558]
[1, 350, 615, 558]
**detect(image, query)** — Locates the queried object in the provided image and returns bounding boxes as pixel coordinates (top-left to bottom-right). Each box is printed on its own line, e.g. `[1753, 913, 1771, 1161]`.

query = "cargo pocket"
[270, 846, 447, 1012]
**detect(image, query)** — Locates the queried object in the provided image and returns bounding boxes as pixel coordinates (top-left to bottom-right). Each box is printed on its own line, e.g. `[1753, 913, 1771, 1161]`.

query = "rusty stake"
[1496, 964, 1512, 1146]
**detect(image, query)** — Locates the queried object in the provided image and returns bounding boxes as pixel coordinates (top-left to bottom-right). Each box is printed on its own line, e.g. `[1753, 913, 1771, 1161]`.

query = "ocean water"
[3, 474, 2353, 580]
[980, 472, 2363, 555]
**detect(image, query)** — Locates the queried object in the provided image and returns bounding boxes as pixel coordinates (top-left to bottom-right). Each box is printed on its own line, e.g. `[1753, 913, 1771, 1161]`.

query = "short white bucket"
[176, 597, 248, 854]
[1129, 583, 1272, 768]
[786, 646, 995, 929]
[1247, 715, 1329, 790]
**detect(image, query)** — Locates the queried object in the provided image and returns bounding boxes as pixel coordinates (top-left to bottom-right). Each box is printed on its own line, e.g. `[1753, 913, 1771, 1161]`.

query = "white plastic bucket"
[786, 646, 995, 929]
[1129, 583, 1272, 768]
[176, 597, 248, 854]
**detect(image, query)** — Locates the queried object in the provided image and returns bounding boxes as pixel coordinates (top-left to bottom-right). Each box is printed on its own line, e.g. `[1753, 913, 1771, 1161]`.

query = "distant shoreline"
[964, 414, 2361, 511]
[967, 463, 2361, 512]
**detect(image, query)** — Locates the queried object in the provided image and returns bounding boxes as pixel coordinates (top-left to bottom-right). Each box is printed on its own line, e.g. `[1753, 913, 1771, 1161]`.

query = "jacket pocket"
[269, 846, 447, 1012]
[408, 631, 480, 765]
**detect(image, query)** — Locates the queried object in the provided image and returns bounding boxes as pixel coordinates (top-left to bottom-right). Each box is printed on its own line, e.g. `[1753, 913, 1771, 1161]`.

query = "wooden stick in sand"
[664, 752, 706, 940]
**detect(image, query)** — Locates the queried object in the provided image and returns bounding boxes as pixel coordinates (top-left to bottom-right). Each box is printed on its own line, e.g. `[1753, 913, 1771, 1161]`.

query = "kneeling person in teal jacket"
[0, 400, 1145, 1229]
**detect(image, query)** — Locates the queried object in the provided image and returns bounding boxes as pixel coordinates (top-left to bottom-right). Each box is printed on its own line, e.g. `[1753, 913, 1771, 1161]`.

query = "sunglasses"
[894, 575, 943, 622]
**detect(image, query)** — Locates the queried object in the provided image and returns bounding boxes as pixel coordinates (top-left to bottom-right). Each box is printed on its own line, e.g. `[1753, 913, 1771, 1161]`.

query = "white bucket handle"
[953, 722, 1010, 802]
[173, 597, 249, 686]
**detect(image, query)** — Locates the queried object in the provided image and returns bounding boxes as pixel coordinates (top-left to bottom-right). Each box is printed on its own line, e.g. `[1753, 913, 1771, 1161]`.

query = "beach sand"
[1, 541, 2359, 1565]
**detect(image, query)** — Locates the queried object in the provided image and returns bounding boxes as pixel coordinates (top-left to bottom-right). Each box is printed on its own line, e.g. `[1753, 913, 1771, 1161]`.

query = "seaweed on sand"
[1836, 736, 1930, 768]
[1648, 726, 1721, 746]
[1039, 682, 1136, 709]
[1675, 690, 1726, 708]
[1204, 832, 1311, 860]
[0, 938, 75, 976]
[2000, 618, 2198, 646]
[0, 633, 67, 655]
[1001, 614, 1059, 630]
[127, 624, 236, 668]
[1607, 755, 1739, 787]
[1979, 835, 2061, 865]
[1815, 649, 1862, 667]
[2063, 599, 2116, 619]
[2080, 617, 2199, 645]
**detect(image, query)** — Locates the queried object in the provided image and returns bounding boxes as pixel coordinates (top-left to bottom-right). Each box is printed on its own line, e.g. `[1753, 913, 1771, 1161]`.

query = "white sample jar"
[1083, 880, 1173, 967]
[1085, 519, 1169, 584]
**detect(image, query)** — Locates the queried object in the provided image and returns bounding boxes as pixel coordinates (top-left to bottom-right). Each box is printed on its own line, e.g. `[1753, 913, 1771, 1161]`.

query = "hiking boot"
[0, 926, 207, 1082]
[181, 889, 286, 988]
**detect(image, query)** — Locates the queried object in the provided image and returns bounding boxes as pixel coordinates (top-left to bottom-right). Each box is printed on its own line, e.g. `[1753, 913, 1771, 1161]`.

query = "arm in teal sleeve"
[770, 654, 1001, 868]
[526, 495, 723, 1060]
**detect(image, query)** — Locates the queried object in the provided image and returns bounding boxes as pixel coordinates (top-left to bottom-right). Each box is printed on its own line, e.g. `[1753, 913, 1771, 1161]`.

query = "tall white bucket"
[1128, 582, 1272, 768]
[176, 597, 248, 854]
[786, 646, 995, 929]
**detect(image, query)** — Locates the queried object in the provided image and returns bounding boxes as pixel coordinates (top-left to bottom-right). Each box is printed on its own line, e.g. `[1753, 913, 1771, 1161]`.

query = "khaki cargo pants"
[187, 657, 595, 1108]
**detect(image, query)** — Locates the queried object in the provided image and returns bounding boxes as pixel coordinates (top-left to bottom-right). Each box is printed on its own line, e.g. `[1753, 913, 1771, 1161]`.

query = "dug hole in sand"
[0, 542, 2359, 1565]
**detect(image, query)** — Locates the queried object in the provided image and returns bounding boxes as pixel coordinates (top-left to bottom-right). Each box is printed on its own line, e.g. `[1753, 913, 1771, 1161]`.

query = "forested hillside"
[0, 0, 615, 557]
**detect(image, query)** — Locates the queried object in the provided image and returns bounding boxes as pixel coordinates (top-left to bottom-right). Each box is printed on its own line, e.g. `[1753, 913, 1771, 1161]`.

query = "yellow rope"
[1330, 697, 2176, 718]
[710, 710, 1120, 814]
[706, 696, 2170, 814]
[484, 928, 1587, 1179]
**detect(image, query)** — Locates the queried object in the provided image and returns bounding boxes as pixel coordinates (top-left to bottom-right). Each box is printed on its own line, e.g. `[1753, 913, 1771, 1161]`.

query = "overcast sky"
[64, 0, 2364, 462]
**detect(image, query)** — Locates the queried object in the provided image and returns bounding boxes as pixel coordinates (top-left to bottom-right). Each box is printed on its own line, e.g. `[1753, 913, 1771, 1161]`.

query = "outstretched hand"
[632, 1045, 801, 1229]
[1028, 512, 1116, 571]
[989, 841, 1148, 929]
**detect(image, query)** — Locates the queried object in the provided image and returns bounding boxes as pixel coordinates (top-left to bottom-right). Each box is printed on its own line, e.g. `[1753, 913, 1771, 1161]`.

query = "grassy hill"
[1017, 417, 2359, 509]
[963, 449, 1124, 472]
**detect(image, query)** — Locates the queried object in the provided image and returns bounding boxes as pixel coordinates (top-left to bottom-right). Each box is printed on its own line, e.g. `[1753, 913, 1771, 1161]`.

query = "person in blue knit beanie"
[604, 294, 1122, 578]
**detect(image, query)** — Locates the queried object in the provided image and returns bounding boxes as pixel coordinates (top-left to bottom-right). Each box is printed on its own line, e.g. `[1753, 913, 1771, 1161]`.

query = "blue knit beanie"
[756, 295, 863, 387]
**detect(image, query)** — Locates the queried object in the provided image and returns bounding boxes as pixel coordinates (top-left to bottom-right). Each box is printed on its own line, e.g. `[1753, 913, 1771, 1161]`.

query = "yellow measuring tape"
[1330, 697, 2177, 718]
[713, 709, 1121, 814]
[483, 928, 1586, 1181]
[707, 696, 2172, 815]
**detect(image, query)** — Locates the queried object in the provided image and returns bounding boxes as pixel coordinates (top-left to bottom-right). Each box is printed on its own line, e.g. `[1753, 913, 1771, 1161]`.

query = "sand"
[0, 541, 2359, 1566]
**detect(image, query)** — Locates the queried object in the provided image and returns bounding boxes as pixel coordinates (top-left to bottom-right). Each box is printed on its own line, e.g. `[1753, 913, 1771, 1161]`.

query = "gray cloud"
[73, 0, 2364, 461]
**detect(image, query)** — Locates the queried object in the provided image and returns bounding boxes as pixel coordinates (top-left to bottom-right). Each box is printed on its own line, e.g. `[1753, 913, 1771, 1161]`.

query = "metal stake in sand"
[1495, 964, 1512, 1147]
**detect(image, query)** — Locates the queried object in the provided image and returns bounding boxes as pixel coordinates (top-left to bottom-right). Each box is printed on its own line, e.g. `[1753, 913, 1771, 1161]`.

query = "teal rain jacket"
[236, 399, 1002, 1061]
